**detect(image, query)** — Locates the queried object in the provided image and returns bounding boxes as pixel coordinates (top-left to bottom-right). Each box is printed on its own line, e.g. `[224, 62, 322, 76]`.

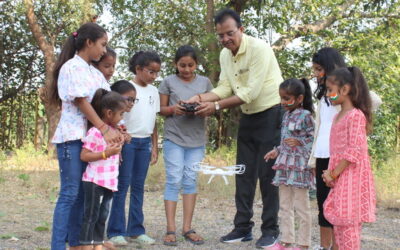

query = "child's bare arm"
[80, 144, 122, 162]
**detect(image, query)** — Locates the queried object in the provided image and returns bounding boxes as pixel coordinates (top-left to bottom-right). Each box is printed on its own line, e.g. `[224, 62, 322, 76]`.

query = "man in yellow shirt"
[191, 9, 283, 249]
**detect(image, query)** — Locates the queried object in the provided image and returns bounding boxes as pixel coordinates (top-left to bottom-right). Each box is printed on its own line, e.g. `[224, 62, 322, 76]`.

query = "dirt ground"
[0, 169, 399, 250]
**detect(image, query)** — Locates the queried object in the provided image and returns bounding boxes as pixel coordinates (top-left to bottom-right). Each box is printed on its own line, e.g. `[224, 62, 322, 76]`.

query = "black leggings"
[316, 158, 333, 228]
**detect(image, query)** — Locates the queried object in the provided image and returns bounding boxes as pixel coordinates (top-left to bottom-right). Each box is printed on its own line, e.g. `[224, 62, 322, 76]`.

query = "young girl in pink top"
[322, 67, 376, 250]
[79, 89, 127, 249]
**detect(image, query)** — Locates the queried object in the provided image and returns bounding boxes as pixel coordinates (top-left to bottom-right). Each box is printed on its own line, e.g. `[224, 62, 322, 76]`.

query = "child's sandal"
[183, 229, 204, 245]
[163, 231, 177, 246]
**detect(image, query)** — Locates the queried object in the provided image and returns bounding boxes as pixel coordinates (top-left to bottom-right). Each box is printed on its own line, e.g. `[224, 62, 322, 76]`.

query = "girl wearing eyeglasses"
[107, 51, 161, 246]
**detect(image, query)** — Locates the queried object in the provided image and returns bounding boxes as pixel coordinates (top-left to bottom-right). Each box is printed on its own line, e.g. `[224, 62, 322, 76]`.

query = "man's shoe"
[255, 234, 278, 248]
[220, 230, 253, 243]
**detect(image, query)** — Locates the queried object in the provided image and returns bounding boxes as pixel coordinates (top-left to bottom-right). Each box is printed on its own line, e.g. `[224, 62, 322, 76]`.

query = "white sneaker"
[109, 236, 128, 246]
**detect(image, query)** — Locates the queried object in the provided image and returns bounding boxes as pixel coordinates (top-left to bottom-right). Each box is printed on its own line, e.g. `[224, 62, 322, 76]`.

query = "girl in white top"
[107, 51, 161, 246]
[310, 48, 344, 250]
[50, 22, 121, 250]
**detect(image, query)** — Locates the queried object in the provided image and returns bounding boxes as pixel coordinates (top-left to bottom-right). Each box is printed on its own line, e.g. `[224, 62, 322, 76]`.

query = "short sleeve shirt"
[124, 82, 160, 138]
[159, 74, 213, 147]
[52, 55, 110, 143]
[81, 127, 119, 191]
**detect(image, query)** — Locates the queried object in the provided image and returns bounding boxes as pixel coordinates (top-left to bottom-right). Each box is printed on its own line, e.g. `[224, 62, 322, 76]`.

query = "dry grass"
[373, 154, 400, 208]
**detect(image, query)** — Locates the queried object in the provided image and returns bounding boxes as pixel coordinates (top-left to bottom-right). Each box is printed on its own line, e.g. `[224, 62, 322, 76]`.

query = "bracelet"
[197, 94, 202, 102]
[98, 123, 107, 130]
[102, 151, 107, 160]
[330, 171, 338, 180]
[169, 106, 175, 114]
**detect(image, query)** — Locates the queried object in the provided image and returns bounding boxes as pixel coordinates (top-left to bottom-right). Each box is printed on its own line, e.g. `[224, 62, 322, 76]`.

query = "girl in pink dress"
[322, 67, 376, 250]
[79, 89, 126, 249]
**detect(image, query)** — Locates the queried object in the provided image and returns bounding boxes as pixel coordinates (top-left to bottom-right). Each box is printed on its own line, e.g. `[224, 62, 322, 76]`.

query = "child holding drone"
[158, 45, 213, 246]
[264, 78, 315, 250]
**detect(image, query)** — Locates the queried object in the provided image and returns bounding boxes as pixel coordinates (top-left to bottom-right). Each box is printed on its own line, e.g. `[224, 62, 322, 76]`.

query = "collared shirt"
[82, 127, 119, 191]
[52, 55, 110, 143]
[212, 34, 283, 114]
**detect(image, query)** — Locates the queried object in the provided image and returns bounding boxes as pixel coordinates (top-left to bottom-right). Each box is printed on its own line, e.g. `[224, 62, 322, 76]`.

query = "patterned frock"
[323, 108, 376, 226]
[273, 108, 315, 189]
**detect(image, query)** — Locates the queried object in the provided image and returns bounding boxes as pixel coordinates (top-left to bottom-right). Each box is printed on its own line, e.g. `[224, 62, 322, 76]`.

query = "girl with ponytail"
[322, 66, 376, 250]
[79, 89, 126, 249]
[50, 22, 121, 250]
[264, 78, 315, 250]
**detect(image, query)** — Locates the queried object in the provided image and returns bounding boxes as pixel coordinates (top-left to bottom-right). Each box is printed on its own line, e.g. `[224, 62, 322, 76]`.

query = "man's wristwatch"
[214, 102, 220, 111]
[214, 101, 220, 111]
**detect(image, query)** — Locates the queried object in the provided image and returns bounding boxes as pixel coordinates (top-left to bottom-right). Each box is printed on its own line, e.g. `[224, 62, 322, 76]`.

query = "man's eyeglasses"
[216, 29, 239, 41]
[143, 68, 160, 77]
[123, 96, 139, 104]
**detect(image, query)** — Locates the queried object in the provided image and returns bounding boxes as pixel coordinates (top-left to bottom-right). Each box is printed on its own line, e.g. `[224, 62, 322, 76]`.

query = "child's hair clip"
[72, 32, 78, 37]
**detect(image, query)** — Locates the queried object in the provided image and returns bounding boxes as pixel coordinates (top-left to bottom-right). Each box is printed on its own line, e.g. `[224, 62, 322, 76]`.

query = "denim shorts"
[163, 139, 205, 201]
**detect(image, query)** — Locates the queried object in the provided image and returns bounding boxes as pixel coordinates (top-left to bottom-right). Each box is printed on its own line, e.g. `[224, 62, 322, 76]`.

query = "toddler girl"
[79, 89, 126, 249]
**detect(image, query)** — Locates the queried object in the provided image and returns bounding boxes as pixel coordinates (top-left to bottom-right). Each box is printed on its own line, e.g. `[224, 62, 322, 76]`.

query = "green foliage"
[105, 0, 225, 82]
[18, 173, 30, 182]
[34, 222, 50, 232]
[0, 234, 15, 239]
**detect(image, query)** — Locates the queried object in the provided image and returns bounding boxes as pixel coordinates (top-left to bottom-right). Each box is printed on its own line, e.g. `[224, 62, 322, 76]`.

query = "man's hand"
[194, 102, 216, 117]
[185, 95, 201, 104]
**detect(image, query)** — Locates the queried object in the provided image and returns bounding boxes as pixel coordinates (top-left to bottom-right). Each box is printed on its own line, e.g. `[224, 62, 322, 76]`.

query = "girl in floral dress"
[322, 67, 376, 250]
[264, 78, 314, 250]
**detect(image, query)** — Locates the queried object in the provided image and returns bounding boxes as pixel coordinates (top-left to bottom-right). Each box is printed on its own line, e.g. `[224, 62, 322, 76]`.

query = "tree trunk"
[205, 0, 219, 84]
[205, 0, 227, 148]
[25, 0, 58, 152]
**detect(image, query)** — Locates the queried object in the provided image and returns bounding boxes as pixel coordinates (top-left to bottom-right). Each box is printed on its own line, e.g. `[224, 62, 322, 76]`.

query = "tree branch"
[0, 53, 37, 103]
[24, 0, 52, 57]
[109, 20, 141, 44]
[272, 0, 357, 51]
[24, 0, 55, 86]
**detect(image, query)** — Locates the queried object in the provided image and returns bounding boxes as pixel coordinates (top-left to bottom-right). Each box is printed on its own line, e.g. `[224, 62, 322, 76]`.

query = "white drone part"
[192, 162, 246, 185]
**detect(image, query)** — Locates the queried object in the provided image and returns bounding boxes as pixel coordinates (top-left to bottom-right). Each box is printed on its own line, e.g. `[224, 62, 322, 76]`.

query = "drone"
[192, 162, 246, 185]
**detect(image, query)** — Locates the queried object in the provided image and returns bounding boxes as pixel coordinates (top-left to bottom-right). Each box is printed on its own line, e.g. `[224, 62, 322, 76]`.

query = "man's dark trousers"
[233, 105, 283, 237]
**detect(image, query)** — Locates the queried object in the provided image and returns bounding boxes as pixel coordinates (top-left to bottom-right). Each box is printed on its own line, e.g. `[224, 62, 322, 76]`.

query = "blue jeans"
[51, 140, 86, 250]
[107, 137, 152, 238]
[163, 139, 205, 202]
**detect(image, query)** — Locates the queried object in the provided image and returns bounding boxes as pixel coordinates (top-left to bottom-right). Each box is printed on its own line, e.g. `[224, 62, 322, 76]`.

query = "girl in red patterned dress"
[322, 67, 376, 250]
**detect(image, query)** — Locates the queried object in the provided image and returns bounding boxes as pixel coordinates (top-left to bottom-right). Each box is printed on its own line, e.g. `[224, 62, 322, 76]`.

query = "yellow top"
[212, 34, 283, 114]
